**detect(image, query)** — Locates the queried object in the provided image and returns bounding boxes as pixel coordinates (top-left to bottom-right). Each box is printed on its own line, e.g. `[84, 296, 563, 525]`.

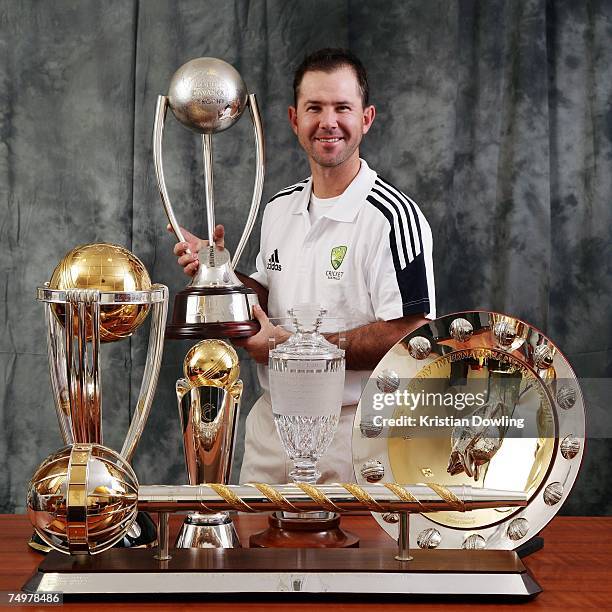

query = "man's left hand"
[233, 305, 290, 364]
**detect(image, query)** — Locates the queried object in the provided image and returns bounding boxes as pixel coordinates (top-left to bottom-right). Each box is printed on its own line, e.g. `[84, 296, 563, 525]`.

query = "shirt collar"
[291, 158, 377, 222]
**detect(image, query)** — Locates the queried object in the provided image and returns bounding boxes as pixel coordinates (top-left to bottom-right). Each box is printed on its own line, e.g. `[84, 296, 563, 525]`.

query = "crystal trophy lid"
[270, 305, 344, 362]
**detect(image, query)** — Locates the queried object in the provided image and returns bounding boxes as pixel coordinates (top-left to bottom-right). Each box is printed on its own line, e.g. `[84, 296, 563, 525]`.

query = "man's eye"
[307, 106, 320, 112]
[337, 106, 350, 111]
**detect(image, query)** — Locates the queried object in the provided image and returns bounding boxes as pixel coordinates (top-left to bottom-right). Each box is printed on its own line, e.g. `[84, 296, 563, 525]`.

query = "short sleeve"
[250, 250, 268, 288]
[366, 184, 435, 320]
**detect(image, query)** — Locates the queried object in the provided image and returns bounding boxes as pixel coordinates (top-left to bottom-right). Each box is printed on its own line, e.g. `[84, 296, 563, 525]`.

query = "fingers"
[251, 304, 269, 324]
[213, 224, 225, 249]
[168, 224, 203, 253]
[183, 260, 199, 276]
[178, 252, 198, 267]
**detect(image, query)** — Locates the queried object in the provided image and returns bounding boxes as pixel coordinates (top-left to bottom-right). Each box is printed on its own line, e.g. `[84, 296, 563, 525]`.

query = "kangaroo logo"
[330, 245, 347, 270]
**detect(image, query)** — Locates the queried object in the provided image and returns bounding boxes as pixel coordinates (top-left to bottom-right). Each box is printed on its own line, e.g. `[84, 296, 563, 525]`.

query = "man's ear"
[362, 104, 376, 135]
[288, 106, 298, 135]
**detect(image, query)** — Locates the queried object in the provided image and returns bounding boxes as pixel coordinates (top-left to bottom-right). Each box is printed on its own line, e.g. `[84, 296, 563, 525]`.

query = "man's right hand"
[168, 224, 225, 277]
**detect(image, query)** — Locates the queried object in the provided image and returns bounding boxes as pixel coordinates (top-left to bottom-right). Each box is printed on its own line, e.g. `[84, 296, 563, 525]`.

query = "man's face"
[289, 67, 375, 169]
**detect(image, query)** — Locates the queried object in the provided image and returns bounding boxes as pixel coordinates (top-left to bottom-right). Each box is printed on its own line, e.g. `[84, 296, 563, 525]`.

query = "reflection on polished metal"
[376, 369, 400, 393]
[34, 244, 167, 553]
[449, 317, 473, 342]
[154, 57, 265, 339]
[27, 443, 528, 554]
[175, 340, 242, 548]
[353, 310, 585, 551]
[463, 534, 486, 550]
[417, 527, 441, 549]
[37, 244, 168, 460]
[360, 459, 385, 482]
[408, 336, 431, 359]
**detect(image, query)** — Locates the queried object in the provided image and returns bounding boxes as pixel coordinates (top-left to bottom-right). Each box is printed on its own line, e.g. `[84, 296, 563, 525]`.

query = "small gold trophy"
[175, 339, 243, 547]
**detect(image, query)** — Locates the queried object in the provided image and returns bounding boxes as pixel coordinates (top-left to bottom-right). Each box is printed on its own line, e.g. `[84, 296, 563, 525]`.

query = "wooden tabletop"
[1, 514, 610, 610]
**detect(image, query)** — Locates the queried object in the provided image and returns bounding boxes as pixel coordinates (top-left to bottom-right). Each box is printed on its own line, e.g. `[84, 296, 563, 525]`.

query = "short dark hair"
[293, 48, 370, 107]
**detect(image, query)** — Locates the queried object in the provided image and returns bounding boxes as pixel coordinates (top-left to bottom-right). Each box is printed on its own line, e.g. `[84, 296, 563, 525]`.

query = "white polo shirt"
[251, 159, 435, 405]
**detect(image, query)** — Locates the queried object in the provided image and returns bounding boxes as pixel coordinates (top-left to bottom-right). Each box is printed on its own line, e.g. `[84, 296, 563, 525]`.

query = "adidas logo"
[266, 249, 282, 271]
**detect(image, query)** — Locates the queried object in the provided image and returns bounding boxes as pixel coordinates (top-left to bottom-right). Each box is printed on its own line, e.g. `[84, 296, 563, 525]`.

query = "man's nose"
[319, 109, 338, 129]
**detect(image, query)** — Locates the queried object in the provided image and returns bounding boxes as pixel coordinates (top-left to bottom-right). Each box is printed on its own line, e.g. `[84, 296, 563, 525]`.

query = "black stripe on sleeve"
[366, 195, 431, 317]
[371, 187, 413, 263]
[377, 177, 423, 255]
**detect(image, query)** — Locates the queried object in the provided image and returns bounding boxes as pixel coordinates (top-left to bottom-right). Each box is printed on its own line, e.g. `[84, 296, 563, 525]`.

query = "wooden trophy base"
[23, 547, 541, 598]
[166, 286, 260, 339]
[249, 512, 360, 548]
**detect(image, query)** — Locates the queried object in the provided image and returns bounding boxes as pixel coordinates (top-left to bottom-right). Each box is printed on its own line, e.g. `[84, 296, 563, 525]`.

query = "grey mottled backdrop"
[1, 0, 610, 514]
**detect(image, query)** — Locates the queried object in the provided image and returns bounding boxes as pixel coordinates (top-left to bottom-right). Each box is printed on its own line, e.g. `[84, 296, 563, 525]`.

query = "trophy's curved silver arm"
[120, 285, 169, 462]
[153, 95, 187, 247]
[45, 301, 73, 444]
[232, 93, 265, 269]
[65, 290, 102, 444]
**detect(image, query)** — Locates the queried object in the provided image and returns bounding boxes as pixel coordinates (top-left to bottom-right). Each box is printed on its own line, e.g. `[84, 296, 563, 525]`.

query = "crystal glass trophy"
[249, 305, 359, 548]
[269, 305, 344, 484]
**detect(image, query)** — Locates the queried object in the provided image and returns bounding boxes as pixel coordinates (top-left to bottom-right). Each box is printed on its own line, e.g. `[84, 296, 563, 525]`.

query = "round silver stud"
[376, 369, 400, 393]
[507, 518, 529, 541]
[360, 459, 385, 483]
[560, 435, 581, 460]
[543, 482, 563, 506]
[557, 386, 577, 410]
[533, 344, 554, 370]
[408, 336, 431, 359]
[359, 417, 383, 438]
[382, 512, 399, 524]
[417, 528, 441, 549]
[493, 321, 516, 347]
[462, 534, 486, 550]
[449, 318, 473, 343]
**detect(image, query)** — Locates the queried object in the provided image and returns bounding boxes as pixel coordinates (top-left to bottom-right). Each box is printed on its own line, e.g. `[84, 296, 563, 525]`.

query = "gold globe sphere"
[27, 444, 138, 554]
[184, 339, 240, 389]
[49, 243, 152, 343]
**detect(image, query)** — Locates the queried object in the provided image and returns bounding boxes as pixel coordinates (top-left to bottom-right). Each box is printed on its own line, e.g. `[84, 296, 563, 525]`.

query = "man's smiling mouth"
[316, 137, 343, 143]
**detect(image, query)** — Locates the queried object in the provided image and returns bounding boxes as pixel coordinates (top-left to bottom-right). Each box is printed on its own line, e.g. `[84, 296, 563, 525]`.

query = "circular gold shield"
[353, 312, 584, 550]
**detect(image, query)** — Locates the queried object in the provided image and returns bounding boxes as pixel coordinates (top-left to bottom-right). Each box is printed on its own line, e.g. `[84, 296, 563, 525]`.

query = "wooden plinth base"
[249, 512, 360, 548]
[23, 547, 541, 598]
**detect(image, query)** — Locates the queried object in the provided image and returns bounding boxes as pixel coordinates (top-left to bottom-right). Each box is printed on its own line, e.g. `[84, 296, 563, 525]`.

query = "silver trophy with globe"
[153, 57, 264, 339]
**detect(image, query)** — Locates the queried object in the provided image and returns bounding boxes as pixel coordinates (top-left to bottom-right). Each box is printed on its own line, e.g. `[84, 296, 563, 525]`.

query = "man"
[172, 48, 435, 483]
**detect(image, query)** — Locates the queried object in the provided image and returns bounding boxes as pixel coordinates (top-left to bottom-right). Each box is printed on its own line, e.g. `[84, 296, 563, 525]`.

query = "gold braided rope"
[294, 482, 344, 513]
[427, 483, 465, 511]
[206, 483, 255, 513]
[341, 483, 386, 513]
[248, 483, 301, 513]
[383, 483, 427, 511]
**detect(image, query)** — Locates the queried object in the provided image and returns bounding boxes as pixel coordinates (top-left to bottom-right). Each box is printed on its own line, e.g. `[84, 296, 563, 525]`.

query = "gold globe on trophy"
[49, 243, 152, 342]
[28, 444, 139, 554]
[175, 339, 243, 549]
[183, 339, 240, 388]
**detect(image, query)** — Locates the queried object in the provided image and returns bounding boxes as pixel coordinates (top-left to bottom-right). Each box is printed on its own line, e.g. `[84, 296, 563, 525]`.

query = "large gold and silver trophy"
[175, 340, 242, 548]
[153, 57, 264, 339]
[35, 243, 168, 551]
